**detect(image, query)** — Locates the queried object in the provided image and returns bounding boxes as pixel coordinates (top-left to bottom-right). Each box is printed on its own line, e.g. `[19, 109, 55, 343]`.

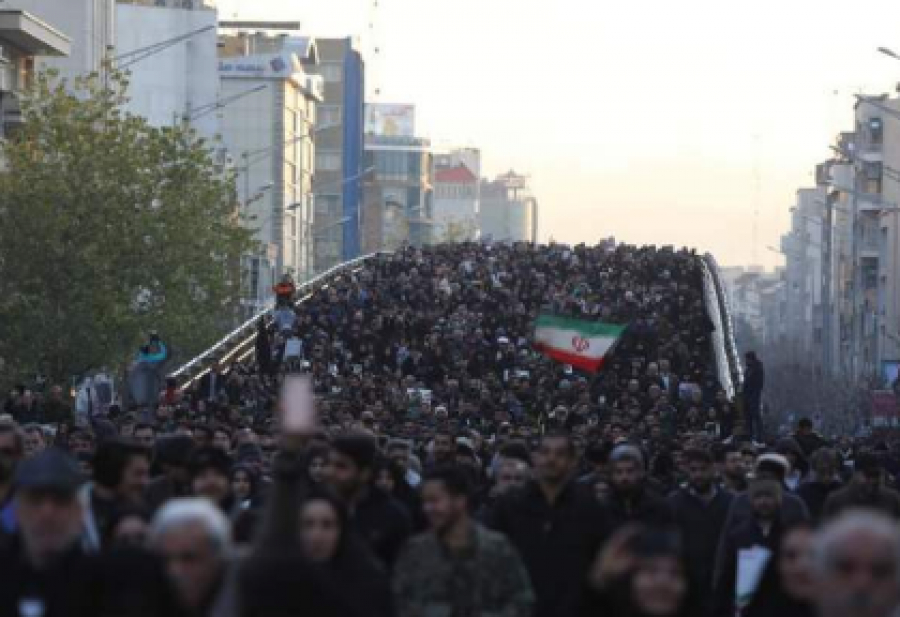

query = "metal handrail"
[703, 253, 744, 391]
[169, 251, 393, 386]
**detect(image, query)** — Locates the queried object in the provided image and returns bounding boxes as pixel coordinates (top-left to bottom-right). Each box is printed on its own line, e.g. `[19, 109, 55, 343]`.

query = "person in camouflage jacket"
[393, 467, 534, 617]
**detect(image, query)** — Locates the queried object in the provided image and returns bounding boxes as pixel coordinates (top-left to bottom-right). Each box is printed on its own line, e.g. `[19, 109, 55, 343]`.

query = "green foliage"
[436, 219, 478, 244]
[0, 68, 254, 386]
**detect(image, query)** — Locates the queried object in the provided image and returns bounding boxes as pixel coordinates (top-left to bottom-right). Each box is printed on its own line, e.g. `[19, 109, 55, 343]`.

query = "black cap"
[15, 448, 83, 493]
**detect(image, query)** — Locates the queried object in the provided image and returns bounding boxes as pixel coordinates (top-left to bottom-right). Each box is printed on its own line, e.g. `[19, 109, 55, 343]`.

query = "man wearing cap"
[718, 453, 810, 537]
[0, 448, 177, 616]
[823, 452, 900, 520]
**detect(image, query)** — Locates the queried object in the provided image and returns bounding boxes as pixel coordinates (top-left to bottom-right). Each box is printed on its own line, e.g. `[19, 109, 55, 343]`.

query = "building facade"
[0, 8, 70, 137]
[361, 103, 434, 252]
[362, 133, 434, 251]
[217, 32, 322, 311]
[115, 1, 219, 139]
[8, 0, 113, 79]
[766, 92, 900, 390]
[308, 37, 364, 270]
[433, 148, 480, 242]
[778, 187, 827, 366]
[479, 171, 537, 243]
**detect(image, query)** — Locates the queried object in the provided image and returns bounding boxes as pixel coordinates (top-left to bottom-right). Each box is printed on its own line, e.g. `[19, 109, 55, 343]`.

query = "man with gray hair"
[150, 498, 232, 616]
[812, 510, 900, 617]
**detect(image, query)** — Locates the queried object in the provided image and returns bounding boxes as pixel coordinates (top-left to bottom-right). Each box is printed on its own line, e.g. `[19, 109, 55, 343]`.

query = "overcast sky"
[219, 0, 900, 267]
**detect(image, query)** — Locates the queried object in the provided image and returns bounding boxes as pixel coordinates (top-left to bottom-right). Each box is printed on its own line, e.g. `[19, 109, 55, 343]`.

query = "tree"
[435, 219, 478, 244]
[0, 68, 254, 387]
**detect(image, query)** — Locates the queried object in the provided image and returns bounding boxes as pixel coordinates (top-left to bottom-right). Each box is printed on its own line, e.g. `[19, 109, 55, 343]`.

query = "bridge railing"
[701, 253, 743, 398]
[169, 251, 392, 390]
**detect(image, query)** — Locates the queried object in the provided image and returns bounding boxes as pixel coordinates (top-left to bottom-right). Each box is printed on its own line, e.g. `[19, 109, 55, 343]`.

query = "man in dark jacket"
[486, 432, 610, 617]
[326, 433, 412, 568]
[793, 417, 827, 459]
[797, 447, 843, 523]
[823, 452, 900, 520]
[601, 443, 672, 531]
[668, 447, 734, 603]
[0, 449, 177, 617]
[720, 454, 810, 534]
[743, 351, 765, 441]
[713, 477, 784, 617]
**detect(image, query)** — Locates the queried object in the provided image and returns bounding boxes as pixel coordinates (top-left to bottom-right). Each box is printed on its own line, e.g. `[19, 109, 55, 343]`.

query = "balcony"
[855, 191, 891, 213]
[0, 10, 70, 58]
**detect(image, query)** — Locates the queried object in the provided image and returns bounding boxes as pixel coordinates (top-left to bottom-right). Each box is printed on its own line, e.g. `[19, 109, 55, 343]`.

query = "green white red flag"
[533, 314, 626, 373]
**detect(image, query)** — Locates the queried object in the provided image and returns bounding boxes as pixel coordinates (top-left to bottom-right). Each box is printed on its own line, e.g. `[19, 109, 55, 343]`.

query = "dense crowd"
[3, 242, 900, 617]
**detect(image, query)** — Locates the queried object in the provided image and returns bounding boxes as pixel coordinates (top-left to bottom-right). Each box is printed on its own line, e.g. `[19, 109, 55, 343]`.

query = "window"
[319, 63, 343, 83]
[316, 151, 341, 172]
[318, 105, 342, 129]
[315, 194, 341, 215]
[285, 161, 297, 185]
[870, 117, 883, 145]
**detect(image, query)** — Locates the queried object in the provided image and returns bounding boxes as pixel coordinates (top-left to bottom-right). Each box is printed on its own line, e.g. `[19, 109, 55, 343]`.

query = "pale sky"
[219, 0, 900, 268]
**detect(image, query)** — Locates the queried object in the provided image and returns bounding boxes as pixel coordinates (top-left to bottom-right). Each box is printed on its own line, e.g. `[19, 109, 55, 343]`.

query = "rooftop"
[435, 164, 477, 184]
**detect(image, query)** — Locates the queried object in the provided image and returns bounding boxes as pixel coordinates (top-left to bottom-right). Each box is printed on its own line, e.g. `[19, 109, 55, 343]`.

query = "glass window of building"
[320, 63, 343, 83]
[316, 151, 341, 172]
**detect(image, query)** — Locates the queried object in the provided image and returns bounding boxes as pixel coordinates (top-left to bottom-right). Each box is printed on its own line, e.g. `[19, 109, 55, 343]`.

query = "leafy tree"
[435, 219, 478, 244]
[0, 68, 254, 388]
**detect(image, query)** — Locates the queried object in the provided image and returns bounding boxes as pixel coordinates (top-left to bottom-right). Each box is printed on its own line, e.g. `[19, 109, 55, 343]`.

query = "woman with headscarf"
[744, 523, 816, 617]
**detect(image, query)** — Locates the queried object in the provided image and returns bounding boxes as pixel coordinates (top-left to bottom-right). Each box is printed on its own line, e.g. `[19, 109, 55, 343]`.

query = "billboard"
[871, 390, 900, 428]
[365, 104, 415, 137]
[218, 54, 300, 79]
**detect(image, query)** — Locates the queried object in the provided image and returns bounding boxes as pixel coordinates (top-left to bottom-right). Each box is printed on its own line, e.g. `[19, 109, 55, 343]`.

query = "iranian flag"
[533, 314, 626, 373]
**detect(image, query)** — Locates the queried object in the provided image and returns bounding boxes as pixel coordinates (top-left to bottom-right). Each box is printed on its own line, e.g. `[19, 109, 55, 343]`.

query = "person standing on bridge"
[743, 351, 765, 442]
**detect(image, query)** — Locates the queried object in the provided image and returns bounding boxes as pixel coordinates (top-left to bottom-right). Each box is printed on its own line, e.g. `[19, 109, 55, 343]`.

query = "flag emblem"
[572, 336, 590, 353]
[534, 314, 626, 373]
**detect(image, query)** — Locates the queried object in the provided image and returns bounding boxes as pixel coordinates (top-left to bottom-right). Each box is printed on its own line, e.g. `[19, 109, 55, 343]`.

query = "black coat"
[0, 537, 178, 617]
[796, 480, 842, 523]
[602, 486, 674, 532]
[713, 519, 783, 617]
[485, 480, 610, 617]
[744, 360, 765, 406]
[667, 486, 734, 597]
[351, 487, 413, 569]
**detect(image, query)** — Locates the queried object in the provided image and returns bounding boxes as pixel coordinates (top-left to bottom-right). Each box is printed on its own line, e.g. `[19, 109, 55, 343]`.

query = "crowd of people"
[3, 242, 900, 617]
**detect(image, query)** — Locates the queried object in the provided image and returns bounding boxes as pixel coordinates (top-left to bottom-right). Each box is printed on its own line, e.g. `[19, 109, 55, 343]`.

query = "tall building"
[844, 95, 900, 382]
[778, 187, 827, 366]
[115, 0, 219, 139]
[479, 171, 538, 243]
[217, 31, 323, 310]
[433, 148, 480, 242]
[6, 0, 114, 79]
[0, 8, 70, 137]
[362, 103, 434, 251]
[308, 37, 364, 270]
